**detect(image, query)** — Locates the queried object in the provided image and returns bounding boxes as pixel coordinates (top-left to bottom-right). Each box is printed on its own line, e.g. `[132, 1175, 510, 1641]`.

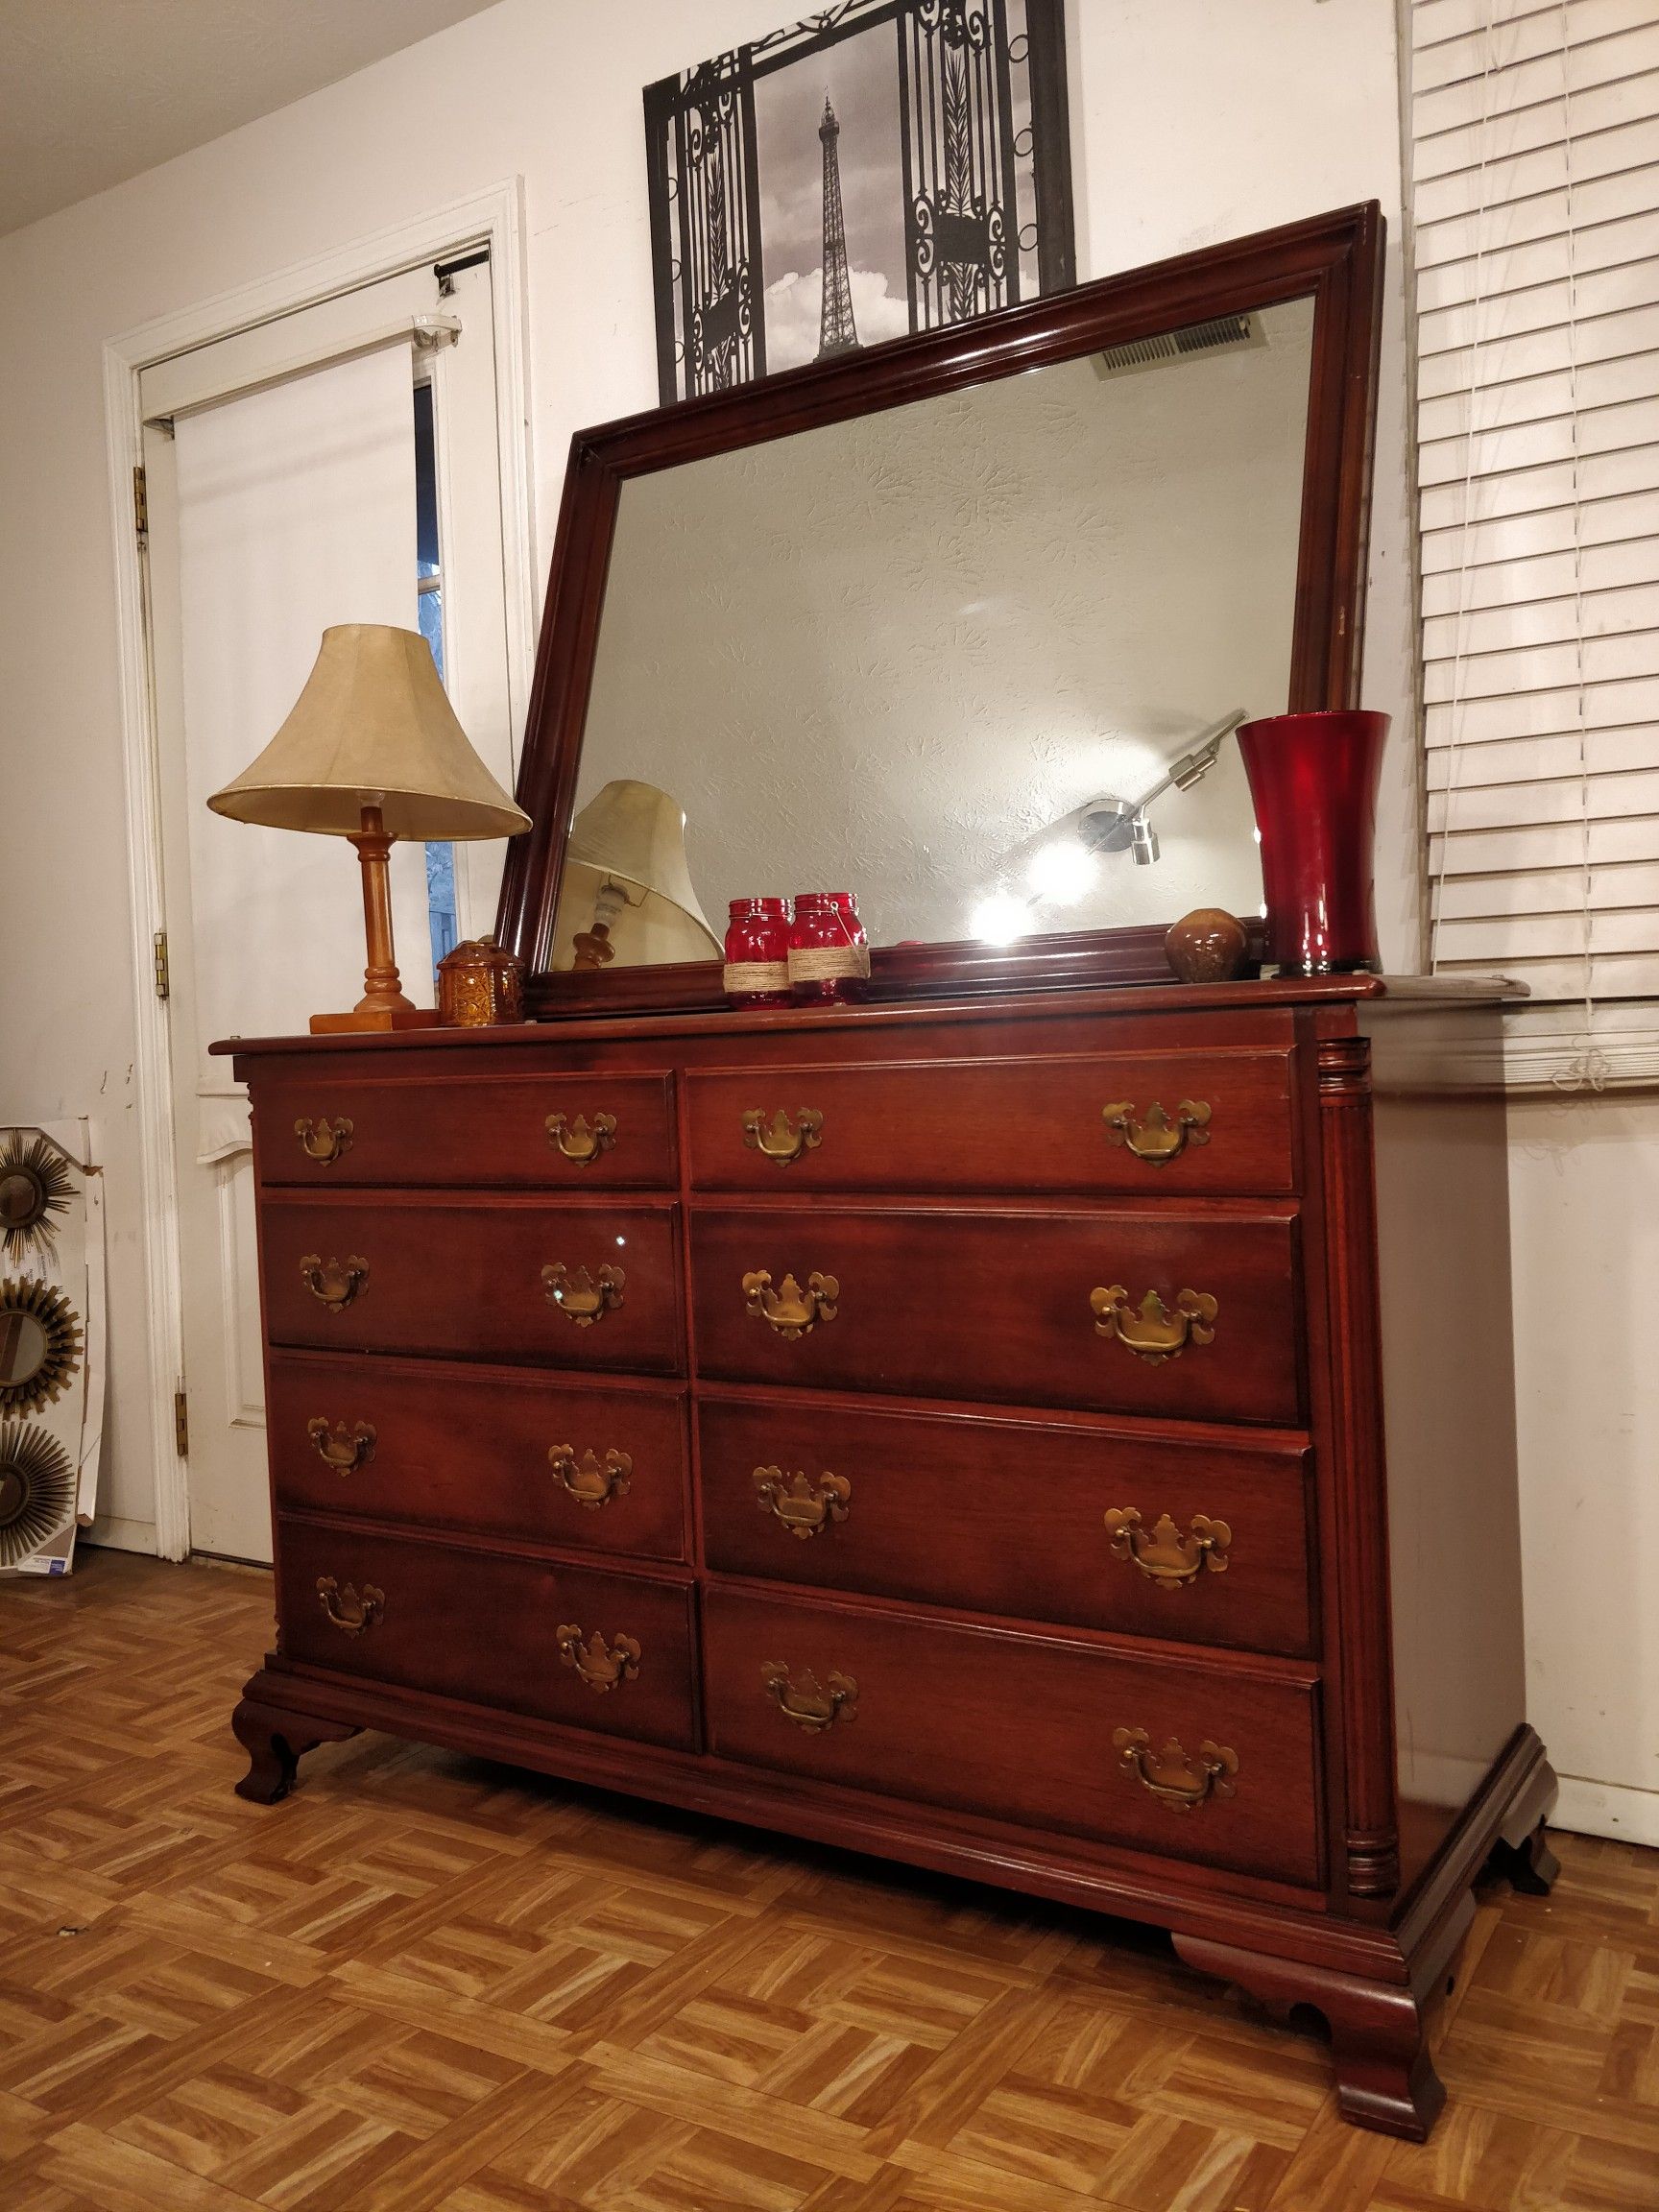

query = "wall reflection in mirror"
[561, 295, 1316, 964]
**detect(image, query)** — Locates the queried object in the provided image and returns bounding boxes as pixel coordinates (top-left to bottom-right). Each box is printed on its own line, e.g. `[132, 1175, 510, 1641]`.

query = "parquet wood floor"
[0, 1551, 1653, 2212]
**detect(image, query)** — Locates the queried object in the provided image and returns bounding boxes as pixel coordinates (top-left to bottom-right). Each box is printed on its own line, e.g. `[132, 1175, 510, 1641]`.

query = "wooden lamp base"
[309, 803, 441, 1036]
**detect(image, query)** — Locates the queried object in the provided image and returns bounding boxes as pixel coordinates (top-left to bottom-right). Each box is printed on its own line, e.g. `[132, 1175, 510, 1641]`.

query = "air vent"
[1094, 313, 1261, 377]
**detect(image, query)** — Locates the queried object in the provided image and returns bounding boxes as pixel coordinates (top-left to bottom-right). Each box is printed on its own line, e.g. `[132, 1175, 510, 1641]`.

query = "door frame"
[101, 180, 535, 1560]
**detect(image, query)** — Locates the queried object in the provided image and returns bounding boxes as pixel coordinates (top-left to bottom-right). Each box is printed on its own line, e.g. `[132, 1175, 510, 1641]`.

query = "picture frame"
[643, 0, 1076, 406]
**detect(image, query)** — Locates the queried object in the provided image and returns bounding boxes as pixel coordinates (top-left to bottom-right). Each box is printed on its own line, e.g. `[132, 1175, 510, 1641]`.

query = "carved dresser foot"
[1485, 1816, 1561, 1897]
[231, 1695, 357, 1804]
[1172, 1932, 1449, 2142]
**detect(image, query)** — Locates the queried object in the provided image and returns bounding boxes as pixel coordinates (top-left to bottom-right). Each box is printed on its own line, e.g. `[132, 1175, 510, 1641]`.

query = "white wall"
[1507, 1096, 1659, 1846]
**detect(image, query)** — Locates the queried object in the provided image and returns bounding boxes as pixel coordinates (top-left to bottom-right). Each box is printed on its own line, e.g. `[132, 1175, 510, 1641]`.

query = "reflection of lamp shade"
[551, 780, 721, 971]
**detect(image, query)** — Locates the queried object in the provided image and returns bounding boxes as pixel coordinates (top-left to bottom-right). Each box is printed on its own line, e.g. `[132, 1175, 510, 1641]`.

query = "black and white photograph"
[644, 0, 1074, 403]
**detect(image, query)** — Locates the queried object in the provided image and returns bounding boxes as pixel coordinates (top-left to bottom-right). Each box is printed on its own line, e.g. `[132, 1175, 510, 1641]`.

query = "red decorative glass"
[788, 892, 866, 1003]
[723, 897, 793, 1007]
[1237, 710, 1389, 975]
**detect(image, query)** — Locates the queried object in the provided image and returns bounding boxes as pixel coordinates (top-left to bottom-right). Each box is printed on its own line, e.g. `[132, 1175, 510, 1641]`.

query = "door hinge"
[132, 463, 148, 540]
[174, 1388, 189, 1458]
[153, 929, 170, 1000]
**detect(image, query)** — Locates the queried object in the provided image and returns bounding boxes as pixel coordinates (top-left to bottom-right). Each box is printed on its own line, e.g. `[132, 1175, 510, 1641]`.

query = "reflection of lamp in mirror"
[552, 780, 722, 971]
[972, 709, 1248, 944]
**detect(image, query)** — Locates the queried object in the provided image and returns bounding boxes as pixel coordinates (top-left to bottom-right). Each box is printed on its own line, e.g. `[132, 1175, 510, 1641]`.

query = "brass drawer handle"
[761, 1660, 857, 1733]
[307, 1418, 376, 1475]
[316, 1576, 383, 1635]
[743, 1269, 838, 1339]
[546, 1111, 616, 1166]
[1113, 1726, 1238, 1812]
[1091, 1285, 1216, 1363]
[549, 1445, 632, 1507]
[557, 1623, 640, 1692]
[301, 1254, 369, 1311]
[541, 1262, 625, 1327]
[742, 1107, 824, 1166]
[295, 1117, 353, 1165]
[1104, 1507, 1231, 1586]
[754, 1466, 851, 1539]
[1101, 1099, 1211, 1164]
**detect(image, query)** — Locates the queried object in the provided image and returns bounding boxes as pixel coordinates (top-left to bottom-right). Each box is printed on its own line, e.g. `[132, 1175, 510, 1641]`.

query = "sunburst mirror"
[0, 1420, 77, 1568]
[0, 1278, 84, 1415]
[0, 1132, 76, 1269]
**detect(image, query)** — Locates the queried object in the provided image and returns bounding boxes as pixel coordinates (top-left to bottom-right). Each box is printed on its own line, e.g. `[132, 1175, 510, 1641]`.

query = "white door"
[140, 258, 518, 1561]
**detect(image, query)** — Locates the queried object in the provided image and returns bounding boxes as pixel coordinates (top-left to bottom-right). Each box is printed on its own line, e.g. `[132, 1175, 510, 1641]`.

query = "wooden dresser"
[224, 974, 1554, 2140]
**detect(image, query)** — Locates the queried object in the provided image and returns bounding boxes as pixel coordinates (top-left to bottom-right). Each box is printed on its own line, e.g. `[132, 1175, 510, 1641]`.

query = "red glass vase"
[1237, 709, 1389, 975]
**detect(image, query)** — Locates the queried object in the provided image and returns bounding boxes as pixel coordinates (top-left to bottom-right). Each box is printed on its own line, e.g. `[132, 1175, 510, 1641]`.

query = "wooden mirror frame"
[496, 201, 1384, 1019]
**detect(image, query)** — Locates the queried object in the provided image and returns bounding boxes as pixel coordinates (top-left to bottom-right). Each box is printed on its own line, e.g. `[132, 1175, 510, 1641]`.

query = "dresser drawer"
[269, 1355, 687, 1562]
[260, 1196, 682, 1374]
[277, 1522, 697, 1749]
[690, 1203, 1302, 1426]
[255, 1070, 676, 1189]
[702, 1588, 1321, 1887]
[698, 1393, 1312, 1655]
[685, 1050, 1295, 1196]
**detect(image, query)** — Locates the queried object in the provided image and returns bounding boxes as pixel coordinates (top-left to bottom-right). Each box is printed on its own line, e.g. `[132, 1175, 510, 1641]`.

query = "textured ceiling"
[0, 0, 502, 236]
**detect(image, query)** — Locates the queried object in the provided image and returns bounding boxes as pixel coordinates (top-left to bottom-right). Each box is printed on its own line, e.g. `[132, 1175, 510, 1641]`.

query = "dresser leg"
[231, 1695, 358, 1804]
[1171, 1932, 1449, 2141]
[1484, 1816, 1560, 1897]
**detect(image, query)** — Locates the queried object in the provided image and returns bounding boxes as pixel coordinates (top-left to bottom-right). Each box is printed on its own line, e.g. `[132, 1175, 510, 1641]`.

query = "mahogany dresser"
[223, 974, 1555, 2141]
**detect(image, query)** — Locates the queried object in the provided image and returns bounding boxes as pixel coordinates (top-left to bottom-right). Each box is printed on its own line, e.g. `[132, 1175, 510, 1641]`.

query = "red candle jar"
[1237, 709, 1389, 975]
[723, 897, 793, 1007]
[788, 892, 866, 1003]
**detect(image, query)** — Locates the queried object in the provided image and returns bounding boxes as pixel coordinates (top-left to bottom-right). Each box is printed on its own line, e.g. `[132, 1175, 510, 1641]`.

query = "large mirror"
[497, 206, 1382, 1008]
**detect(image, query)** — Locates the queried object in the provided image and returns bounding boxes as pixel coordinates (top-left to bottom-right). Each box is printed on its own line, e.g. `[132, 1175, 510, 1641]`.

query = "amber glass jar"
[723, 897, 793, 1007]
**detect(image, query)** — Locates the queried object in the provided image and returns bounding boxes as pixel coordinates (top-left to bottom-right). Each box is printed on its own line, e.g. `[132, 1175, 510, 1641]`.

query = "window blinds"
[1410, 0, 1659, 1057]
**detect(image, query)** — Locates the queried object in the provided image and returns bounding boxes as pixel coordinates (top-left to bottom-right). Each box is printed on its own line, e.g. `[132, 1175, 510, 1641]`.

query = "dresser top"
[213, 972, 1524, 1062]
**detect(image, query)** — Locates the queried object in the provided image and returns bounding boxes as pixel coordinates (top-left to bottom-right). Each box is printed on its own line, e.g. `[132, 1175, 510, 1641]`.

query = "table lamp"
[206, 624, 531, 1033]
[551, 779, 721, 971]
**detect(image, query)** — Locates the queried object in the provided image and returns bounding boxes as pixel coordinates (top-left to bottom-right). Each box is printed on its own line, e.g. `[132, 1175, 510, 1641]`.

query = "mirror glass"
[566, 296, 1316, 960]
[0, 1313, 47, 1391]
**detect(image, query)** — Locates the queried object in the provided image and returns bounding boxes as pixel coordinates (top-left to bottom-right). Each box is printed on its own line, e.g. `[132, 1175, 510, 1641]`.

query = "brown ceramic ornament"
[1166, 908, 1249, 984]
[437, 936, 526, 1026]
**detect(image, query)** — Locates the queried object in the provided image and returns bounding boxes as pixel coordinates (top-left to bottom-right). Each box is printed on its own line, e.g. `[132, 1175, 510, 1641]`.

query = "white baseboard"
[83, 1516, 158, 1556]
[1551, 1774, 1659, 1849]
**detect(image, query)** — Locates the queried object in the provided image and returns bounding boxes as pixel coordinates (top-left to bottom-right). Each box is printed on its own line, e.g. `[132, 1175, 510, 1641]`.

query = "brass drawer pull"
[743, 1269, 838, 1339]
[549, 1444, 632, 1508]
[307, 1418, 376, 1475]
[742, 1107, 824, 1166]
[1113, 1727, 1238, 1812]
[541, 1262, 625, 1327]
[761, 1660, 857, 1733]
[557, 1623, 640, 1692]
[546, 1111, 616, 1166]
[1101, 1099, 1211, 1164]
[295, 1117, 353, 1165]
[316, 1576, 383, 1635]
[301, 1255, 369, 1311]
[754, 1466, 851, 1539]
[1091, 1285, 1217, 1363]
[1104, 1507, 1231, 1586]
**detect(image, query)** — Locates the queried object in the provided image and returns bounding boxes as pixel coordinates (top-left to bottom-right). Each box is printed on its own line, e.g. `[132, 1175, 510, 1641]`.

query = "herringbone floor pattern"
[0, 1551, 1654, 2211]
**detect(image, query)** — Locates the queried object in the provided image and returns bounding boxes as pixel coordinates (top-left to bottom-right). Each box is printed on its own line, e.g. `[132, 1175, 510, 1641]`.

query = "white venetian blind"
[1410, 0, 1659, 1066]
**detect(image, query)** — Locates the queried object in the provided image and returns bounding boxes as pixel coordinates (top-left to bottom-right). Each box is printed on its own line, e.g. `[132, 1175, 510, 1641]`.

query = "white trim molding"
[1552, 1773, 1659, 1851]
[101, 180, 535, 1562]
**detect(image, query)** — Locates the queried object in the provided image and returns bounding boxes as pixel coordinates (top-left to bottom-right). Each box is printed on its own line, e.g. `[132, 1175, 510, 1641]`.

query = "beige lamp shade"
[206, 623, 530, 840]
[551, 780, 721, 970]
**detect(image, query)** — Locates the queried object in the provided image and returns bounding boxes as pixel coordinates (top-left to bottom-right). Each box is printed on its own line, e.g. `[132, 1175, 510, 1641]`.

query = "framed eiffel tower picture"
[644, 0, 1075, 406]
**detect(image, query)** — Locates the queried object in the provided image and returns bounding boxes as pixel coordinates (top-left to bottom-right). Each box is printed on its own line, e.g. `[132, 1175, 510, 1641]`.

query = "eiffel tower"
[816, 92, 858, 358]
